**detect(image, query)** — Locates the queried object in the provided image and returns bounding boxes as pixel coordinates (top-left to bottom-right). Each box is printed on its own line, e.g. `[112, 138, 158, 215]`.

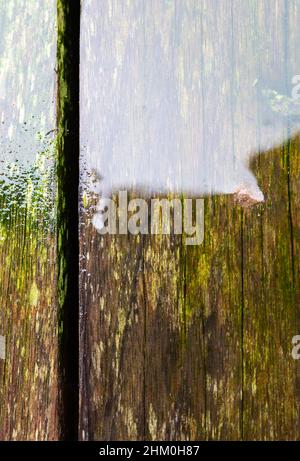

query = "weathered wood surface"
[80, 0, 300, 440]
[0, 0, 60, 440]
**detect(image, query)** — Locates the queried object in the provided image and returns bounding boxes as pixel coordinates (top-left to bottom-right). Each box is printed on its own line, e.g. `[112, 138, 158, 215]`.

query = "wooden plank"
[241, 0, 300, 439]
[0, 0, 60, 440]
[288, 0, 300, 407]
[80, 0, 300, 440]
[79, 0, 242, 440]
[79, 227, 146, 440]
[144, 1, 242, 440]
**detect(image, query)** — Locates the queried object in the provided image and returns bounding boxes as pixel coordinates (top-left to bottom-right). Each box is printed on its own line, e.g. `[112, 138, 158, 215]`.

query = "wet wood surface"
[80, 0, 300, 441]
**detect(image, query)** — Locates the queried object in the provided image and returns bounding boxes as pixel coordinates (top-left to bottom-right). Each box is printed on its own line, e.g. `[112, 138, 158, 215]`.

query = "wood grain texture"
[79, 0, 300, 441]
[0, 0, 59, 440]
[241, 0, 300, 439]
[0, 183, 59, 440]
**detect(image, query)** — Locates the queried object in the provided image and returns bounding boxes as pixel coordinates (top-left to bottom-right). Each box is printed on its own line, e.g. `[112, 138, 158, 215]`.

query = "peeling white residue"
[80, 0, 300, 232]
[0, 335, 6, 360]
[0, 0, 56, 170]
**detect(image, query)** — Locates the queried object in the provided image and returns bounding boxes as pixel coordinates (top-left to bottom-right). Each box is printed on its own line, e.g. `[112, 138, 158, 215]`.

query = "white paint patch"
[0, 0, 57, 171]
[80, 0, 300, 231]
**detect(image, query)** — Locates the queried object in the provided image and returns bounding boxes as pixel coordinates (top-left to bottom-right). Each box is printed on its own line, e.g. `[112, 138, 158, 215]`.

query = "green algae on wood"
[79, 0, 300, 441]
[0, 0, 59, 440]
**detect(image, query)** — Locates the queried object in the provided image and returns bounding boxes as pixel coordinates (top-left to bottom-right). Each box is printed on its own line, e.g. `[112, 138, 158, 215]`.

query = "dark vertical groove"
[201, 298, 207, 439]
[283, 0, 296, 290]
[199, 6, 207, 438]
[56, 0, 80, 441]
[240, 210, 245, 440]
[283, 0, 299, 403]
[142, 237, 147, 441]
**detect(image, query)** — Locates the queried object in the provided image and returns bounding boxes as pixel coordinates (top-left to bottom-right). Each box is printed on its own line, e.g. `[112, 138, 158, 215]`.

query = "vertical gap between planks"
[283, 1, 296, 289]
[240, 209, 245, 440]
[56, 0, 80, 441]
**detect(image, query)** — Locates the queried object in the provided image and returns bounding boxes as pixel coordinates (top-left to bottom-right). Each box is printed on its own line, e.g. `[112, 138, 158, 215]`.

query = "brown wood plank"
[79, 217, 146, 440]
[79, 0, 300, 441]
[288, 0, 300, 407]
[241, 0, 300, 439]
[79, 0, 242, 441]
[144, 0, 243, 440]
[0, 0, 60, 440]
